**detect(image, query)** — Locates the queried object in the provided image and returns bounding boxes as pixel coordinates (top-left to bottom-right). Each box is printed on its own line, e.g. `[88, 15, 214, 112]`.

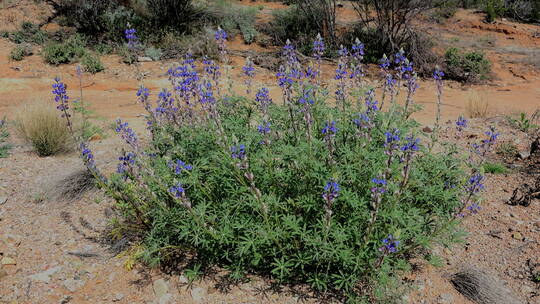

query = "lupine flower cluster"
[322, 179, 340, 225]
[379, 234, 400, 254]
[242, 57, 255, 94]
[231, 144, 246, 160]
[115, 119, 138, 150]
[125, 28, 138, 50]
[456, 116, 468, 133]
[52, 77, 71, 123]
[169, 159, 193, 175]
[371, 178, 388, 194]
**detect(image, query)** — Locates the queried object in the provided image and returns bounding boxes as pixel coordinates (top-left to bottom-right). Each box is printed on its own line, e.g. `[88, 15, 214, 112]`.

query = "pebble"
[512, 232, 523, 240]
[0, 269, 8, 280]
[153, 278, 169, 298]
[0, 196, 7, 205]
[437, 293, 454, 304]
[113, 293, 124, 302]
[191, 287, 208, 303]
[138, 56, 153, 62]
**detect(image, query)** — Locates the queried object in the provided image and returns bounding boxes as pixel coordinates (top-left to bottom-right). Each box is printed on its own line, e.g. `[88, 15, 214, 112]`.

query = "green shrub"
[117, 45, 137, 64]
[444, 47, 491, 82]
[9, 44, 32, 61]
[158, 29, 219, 60]
[144, 47, 162, 61]
[15, 101, 71, 157]
[204, 0, 259, 44]
[264, 5, 321, 54]
[484, 0, 506, 22]
[8, 22, 47, 45]
[95, 43, 114, 55]
[0, 118, 11, 158]
[482, 162, 508, 174]
[43, 34, 87, 65]
[508, 112, 539, 132]
[81, 53, 104, 74]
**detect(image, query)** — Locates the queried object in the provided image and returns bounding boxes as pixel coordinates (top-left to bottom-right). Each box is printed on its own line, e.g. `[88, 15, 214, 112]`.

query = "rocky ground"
[1, 1, 540, 303]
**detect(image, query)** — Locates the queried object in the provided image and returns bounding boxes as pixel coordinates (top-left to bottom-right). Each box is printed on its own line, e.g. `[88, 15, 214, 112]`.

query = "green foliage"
[482, 162, 509, 174]
[508, 112, 539, 132]
[117, 45, 136, 65]
[8, 21, 47, 45]
[484, 0, 506, 22]
[144, 47, 162, 61]
[9, 44, 32, 61]
[204, 0, 259, 44]
[444, 47, 491, 82]
[495, 142, 519, 159]
[0, 118, 11, 158]
[103, 86, 465, 299]
[265, 5, 321, 55]
[533, 272, 540, 283]
[95, 43, 114, 55]
[81, 53, 104, 74]
[42, 34, 87, 65]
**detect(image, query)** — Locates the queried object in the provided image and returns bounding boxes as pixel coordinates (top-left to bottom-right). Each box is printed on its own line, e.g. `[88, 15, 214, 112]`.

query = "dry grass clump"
[465, 91, 490, 118]
[15, 100, 71, 156]
[450, 267, 522, 304]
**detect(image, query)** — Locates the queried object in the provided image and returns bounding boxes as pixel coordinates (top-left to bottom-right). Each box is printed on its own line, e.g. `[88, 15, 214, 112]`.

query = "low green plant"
[508, 112, 539, 133]
[204, 0, 259, 44]
[95, 43, 114, 55]
[8, 21, 47, 45]
[9, 44, 32, 61]
[144, 47, 162, 61]
[43, 34, 88, 65]
[482, 162, 509, 174]
[81, 53, 104, 74]
[15, 101, 71, 157]
[444, 47, 491, 82]
[117, 45, 137, 64]
[0, 118, 12, 158]
[484, 0, 506, 22]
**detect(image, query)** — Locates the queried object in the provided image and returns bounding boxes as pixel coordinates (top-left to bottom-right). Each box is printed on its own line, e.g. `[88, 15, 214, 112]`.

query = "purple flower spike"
[322, 121, 338, 136]
[371, 178, 387, 194]
[322, 180, 341, 202]
[231, 144, 246, 160]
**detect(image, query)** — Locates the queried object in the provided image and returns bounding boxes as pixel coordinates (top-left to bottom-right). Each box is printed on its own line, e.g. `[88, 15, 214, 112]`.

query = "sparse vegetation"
[144, 47, 162, 61]
[15, 101, 71, 157]
[8, 21, 47, 45]
[0, 118, 12, 158]
[483, 162, 509, 174]
[496, 142, 519, 159]
[508, 111, 539, 133]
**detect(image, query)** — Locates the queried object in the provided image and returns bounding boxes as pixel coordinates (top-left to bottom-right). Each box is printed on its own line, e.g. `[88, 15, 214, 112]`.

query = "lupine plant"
[50, 28, 495, 301]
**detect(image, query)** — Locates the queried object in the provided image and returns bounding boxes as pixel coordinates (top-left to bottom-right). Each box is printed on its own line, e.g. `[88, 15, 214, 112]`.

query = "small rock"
[138, 56, 153, 62]
[0, 196, 7, 205]
[113, 293, 124, 302]
[89, 134, 102, 141]
[158, 294, 173, 304]
[178, 275, 189, 284]
[518, 151, 530, 159]
[0, 269, 8, 280]
[422, 126, 433, 133]
[153, 279, 169, 298]
[1, 257, 16, 265]
[521, 284, 534, 294]
[191, 287, 208, 303]
[437, 293, 454, 304]
[29, 266, 63, 283]
[59, 295, 72, 304]
[512, 232, 523, 240]
[63, 278, 85, 292]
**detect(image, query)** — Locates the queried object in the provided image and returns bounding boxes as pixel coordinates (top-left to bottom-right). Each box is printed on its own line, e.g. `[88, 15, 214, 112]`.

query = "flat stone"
[153, 279, 169, 298]
[191, 287, 208, 303]
[63, 278, 85, 292]
[512, 232, 523, 240]
[178, 275, 189, 284]
[1, 257, 16, 265]
[0, 196, 7, 205]
[29, 266, 63, 283]
[158, 294, 173, 304]
[137, 56, 153, 62]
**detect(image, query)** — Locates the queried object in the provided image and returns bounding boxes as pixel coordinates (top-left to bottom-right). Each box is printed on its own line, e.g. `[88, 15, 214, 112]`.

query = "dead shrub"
[15, 100, 71, 156]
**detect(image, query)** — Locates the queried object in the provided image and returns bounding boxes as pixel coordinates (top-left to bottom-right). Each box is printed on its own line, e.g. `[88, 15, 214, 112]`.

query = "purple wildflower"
[257, 121, 271, 135]
[378, 234, 400, 254]
[231, 144, 246, 160]
[467, 173, 485, 194]
[169, 182, 185, 198]
[371, 178, 387, 194]
[400, 136, 420, 153]
[433, 68, 445, 81]
[456, 116, 468, 132]
[115, 119, 138, 148]
[168, 159, 193, 175]
[467, 203, 481, 214]
[384, 129, 401, 151]
[322, 121, 338, 136]
[322, 180, 340, 202]
[125, 28, 138, 49]
[313, 33, 325, 60]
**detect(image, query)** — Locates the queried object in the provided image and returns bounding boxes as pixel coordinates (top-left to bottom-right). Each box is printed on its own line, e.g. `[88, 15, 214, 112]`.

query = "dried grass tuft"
[450, 267, 522, 304]
[465, 91, 490, 119]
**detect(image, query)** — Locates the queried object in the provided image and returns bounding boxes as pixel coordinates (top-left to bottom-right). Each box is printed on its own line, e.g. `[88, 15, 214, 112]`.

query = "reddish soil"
[1, 1, 539, 304]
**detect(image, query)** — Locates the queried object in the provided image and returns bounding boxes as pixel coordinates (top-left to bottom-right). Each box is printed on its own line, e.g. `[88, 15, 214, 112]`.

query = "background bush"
[0, 119, 11, 158]
[15, 101, 71, 156]
[9, 44, 33, 61]
[43, 34, 87, 65]
[444, 47, 491, 82]
[81, 53, 104, 73]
